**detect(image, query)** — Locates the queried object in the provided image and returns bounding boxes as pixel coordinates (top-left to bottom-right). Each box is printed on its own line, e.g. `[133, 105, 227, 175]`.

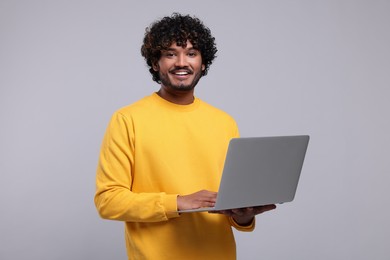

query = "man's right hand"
[177, 190, 217, 210]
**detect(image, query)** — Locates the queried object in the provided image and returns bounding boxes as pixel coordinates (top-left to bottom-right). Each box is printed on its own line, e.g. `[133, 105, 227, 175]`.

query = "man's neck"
[157, 87, 195, 105]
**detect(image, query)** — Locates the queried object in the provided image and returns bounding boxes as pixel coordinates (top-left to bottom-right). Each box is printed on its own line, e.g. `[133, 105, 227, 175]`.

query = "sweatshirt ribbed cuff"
[164, 194, 180, 219]
[229, 216, 256, 232]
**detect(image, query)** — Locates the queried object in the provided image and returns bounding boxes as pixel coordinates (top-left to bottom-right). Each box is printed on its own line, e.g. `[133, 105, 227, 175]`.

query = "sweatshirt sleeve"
[94, 112, 180, 222]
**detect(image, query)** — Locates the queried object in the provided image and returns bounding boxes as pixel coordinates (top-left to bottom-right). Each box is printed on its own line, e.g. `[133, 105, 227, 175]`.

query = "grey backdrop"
[1, 0, 389, 259]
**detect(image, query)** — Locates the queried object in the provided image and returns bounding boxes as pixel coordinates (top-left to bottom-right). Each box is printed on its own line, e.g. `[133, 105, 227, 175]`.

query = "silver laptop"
[178, 135, 310, 213]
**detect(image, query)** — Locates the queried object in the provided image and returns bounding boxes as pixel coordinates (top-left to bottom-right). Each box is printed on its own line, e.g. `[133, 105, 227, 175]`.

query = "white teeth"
[174, 71, 189, 75]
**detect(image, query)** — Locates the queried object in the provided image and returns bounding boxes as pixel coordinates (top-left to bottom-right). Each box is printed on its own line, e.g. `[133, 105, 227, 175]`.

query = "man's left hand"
[210, 204, 277, 226]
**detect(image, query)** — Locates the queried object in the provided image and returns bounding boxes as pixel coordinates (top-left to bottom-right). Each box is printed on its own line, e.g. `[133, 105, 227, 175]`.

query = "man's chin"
[171, 85, 195, 91]
[163, 81, 196, 91]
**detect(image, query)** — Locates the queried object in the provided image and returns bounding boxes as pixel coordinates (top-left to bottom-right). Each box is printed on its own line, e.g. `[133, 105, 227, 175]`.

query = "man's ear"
[152, 62, 159, 71]
[202, 64, 205, 71]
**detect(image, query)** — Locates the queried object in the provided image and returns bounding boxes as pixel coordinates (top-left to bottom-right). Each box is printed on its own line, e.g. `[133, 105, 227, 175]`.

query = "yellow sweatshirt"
[95, 93, 254, 260]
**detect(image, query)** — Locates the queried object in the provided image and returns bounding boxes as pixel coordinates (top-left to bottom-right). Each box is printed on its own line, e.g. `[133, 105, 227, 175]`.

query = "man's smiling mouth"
[170, 69, 193, 76]
[174, 71, 189, 75]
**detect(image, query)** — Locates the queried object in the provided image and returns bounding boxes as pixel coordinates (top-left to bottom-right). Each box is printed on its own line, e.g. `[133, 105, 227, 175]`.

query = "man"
[95, 13, 276, 259]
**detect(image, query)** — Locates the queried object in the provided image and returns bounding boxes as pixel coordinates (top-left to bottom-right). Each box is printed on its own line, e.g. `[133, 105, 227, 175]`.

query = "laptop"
[177, 135, 310, 213]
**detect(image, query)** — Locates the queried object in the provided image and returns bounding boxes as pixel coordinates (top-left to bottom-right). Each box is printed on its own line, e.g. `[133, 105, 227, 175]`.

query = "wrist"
[232, 216, 254, 226]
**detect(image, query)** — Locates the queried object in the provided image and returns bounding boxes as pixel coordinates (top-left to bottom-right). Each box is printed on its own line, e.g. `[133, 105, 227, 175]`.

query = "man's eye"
[164, 52, 175, 57]
[188, 52, 197, 57]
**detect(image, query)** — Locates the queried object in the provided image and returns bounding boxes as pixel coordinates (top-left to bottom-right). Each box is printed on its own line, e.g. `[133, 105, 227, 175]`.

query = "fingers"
[195, 190, 217, 207]
[210, 204, 277, 216]
[197, 190, 217, 200]
[252, 204, 277, 214]
[177, 190, 218, 210]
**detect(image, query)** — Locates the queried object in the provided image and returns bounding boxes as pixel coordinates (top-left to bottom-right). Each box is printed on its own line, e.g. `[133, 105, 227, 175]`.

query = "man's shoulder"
[115, 94, 155, 116]
[198, 99, 235, 120]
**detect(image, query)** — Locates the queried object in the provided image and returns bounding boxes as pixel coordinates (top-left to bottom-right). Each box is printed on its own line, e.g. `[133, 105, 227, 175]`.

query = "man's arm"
[94, 112, 180, 222]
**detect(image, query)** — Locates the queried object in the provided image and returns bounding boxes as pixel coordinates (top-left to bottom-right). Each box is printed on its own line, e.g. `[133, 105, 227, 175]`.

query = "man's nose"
[175, 54, 187, 67]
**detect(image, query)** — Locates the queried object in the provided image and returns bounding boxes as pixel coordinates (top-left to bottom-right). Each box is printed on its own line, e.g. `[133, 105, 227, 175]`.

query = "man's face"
[153, 41, 205, 91]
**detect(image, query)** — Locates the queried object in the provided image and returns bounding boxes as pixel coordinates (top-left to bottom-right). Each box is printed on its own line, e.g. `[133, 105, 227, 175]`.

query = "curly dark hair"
[141, 13, 218, 83]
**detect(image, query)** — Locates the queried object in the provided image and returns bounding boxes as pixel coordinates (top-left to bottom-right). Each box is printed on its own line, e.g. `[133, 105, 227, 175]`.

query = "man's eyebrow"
[187, 47, 199, 51]
[162, 46, 199, 52]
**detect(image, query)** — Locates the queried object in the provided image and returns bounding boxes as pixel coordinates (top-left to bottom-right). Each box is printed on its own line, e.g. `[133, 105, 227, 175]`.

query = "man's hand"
[212, 204, 277, 226]
[177, 190, 217, 210]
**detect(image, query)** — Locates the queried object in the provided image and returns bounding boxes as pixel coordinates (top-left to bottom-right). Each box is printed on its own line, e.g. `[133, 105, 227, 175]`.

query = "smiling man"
[94, 13, 275, 260]
[157, 42, 204, 89]
[154, 41, 204, 104]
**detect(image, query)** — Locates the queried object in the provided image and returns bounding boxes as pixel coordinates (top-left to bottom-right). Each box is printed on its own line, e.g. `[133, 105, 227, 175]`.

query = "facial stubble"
[159, 69, 203, 91]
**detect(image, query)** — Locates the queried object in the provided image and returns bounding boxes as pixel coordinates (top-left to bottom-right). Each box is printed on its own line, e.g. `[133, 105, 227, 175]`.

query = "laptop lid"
[177, 135, 310, 213]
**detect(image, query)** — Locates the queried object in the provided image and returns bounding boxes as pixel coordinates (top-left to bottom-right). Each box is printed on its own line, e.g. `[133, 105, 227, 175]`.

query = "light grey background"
[1, 0, 389, 259]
